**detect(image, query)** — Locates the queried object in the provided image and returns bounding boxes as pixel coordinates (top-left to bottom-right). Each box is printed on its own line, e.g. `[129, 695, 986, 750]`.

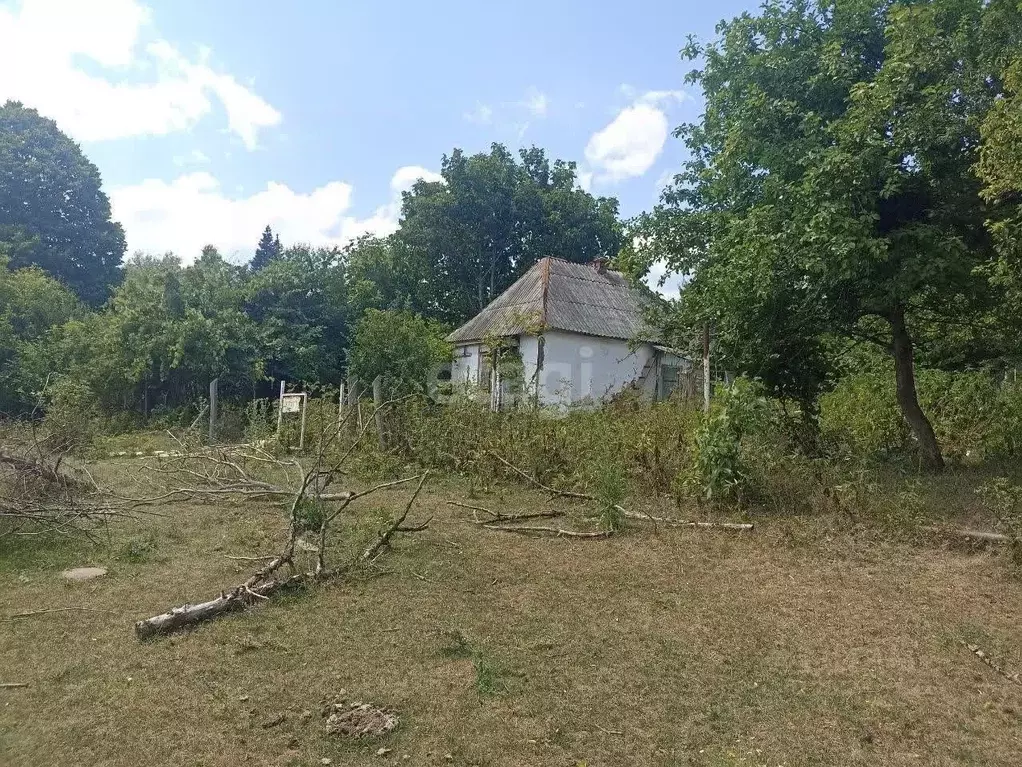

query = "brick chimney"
[590, 257, 610, 274]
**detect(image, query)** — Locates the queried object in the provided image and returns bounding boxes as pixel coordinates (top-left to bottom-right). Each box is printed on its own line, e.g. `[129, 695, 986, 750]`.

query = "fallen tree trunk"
[135, 574, 302, 639]
[921, 526, 1009, 544]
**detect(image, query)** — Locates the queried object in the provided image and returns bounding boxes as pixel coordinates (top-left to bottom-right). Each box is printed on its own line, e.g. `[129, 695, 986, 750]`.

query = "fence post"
[209, 378, 219, 444]
[338, 382, 346, 433]
[702, 324, 711, 414]
[276, 380, 286, 440]
[346, 375, 359, 434]
[372, 375, 386, 450]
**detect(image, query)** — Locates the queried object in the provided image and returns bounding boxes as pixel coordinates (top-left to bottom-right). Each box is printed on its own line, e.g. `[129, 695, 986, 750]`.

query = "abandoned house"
[447, 257, 693, 408]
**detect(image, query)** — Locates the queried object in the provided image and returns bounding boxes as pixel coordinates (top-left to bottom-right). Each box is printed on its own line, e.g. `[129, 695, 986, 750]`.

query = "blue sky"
[0, 0, 754, 263]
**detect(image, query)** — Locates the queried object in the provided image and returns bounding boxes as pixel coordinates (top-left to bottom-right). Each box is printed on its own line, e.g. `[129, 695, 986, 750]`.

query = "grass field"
[2, 460, 1022, 766]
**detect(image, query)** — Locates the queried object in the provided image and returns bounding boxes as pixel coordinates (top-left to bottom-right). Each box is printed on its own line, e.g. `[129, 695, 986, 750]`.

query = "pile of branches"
[0, 446, 142, 540]
[133, 399, 432, 639]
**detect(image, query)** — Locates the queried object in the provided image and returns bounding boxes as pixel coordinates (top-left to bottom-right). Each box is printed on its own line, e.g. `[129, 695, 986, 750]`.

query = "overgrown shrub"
[379, 394, 701, 498]
[40, 377, 99, 456]
[821, 367, 1022, 463]
[978, 478, 1022, 570]
[687, 379, 767, 503]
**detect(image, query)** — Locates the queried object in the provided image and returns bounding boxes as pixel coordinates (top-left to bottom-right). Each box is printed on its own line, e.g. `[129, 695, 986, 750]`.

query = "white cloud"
[463, 86, 550, 130]
[341, 165, 444, 242]
[644, 259, 686, 297]
[0, 0, 280, 148]
[637, 89, 688, 107]
[110, 166, 443, 262]
[618, 85, 689, 108]
[464, 103, 493, 124]
[390, 165, 443, 193]
[585, 103, 669, 182]
[520, 86, 549, 117]
[582, 87, 689, 185]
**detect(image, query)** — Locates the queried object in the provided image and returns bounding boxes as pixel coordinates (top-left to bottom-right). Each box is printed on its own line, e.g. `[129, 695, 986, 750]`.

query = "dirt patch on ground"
[325, 701, 399, 737]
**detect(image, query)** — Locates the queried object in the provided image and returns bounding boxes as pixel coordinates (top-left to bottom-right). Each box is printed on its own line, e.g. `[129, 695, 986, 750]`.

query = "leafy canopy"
[638, 0, 1015, 412]
[396, 144, 624, 324]
[0, 101, 125, 305]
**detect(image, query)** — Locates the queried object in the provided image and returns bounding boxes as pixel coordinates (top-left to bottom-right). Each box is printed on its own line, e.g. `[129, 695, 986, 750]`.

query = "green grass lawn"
[1, 464, 1021, 766]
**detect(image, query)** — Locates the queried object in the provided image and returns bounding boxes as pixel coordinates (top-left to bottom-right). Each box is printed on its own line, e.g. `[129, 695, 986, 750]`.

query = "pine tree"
[251, 225, 279, 271]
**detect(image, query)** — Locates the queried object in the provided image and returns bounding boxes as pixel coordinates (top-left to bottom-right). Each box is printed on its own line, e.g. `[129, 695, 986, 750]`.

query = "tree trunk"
[888, 307, 944, 471]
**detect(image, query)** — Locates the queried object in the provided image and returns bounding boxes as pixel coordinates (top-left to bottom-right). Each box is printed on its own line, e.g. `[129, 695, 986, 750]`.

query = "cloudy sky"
[0, 0, 752, 264]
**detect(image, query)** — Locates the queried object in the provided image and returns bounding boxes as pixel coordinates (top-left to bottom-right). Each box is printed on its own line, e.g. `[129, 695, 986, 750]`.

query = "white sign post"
[276, 381, 309, 450]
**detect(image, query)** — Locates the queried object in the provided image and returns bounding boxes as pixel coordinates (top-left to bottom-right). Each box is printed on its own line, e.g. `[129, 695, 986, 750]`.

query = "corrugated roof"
[447, 257, 655, 344]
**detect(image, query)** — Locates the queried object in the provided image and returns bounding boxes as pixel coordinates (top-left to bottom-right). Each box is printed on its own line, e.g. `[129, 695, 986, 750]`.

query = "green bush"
[820, 367, 1022, 463]
[376, 395, 701, 498]
[348, 309, 451, 398]
[687, 379, 767, 503]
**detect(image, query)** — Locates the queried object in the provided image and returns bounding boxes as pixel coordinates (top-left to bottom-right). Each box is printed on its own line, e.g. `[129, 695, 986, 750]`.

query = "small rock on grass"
[61, 567, 107, 582]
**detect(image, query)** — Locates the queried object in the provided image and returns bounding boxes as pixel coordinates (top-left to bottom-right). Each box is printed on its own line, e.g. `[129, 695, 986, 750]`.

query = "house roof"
[447, 257, 655, 344]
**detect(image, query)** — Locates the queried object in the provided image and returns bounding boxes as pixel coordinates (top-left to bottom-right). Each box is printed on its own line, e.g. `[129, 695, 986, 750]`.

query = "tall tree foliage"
[640, 0, 1016, 469]
[251, 225, 283, 271]
[396, 144, 623, 324]
[0, 257, 82, 412]
[0, 101, 125, 305]
[245, 244, 348, 386]
[977, 0, 1022, 324]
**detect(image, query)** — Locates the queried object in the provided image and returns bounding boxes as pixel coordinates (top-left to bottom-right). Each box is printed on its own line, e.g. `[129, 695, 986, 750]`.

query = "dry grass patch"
[1, 469, 1021, 766]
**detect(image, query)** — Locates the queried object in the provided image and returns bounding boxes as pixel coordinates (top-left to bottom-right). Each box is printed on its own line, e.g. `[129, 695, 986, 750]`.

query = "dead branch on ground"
[4, 607, 118, 621]
[481, 523, 615, 539]
[447, 500, 563, 522]
[448, 499, 610, 538]
[961, 640, 1022, 686]
[922, 526, 1009, 544]
[135, 473, 429, 639]
[486, 453, 753, 533]
[133, 406, 432, 639]
[0, 442, 144, 539]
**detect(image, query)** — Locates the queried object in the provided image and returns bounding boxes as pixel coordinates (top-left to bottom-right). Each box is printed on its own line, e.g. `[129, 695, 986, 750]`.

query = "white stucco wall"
[451, 343, 483, 388]
[524, 330, 656, 408]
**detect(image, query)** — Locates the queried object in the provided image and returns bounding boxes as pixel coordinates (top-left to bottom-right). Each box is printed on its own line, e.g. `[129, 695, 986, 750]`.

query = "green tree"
[641, 0, 1015, 470]
[396, 144, 623, 324]
[251, 225, 282, 271]
[32, 252, 261, 414]
[977, 1, 1022, 333]
[0, 101, 125, 304]
[0, 256, 82, 412]
[348, 309, 451, 397]
[245, 244, 348, 385]
[343, 235, 425, 317]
